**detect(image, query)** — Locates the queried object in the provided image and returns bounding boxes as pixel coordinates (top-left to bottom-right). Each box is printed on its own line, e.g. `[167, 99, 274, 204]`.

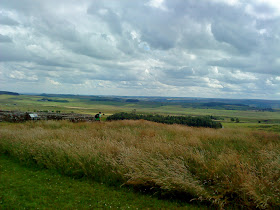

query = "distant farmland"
[1, 94, 280, 123]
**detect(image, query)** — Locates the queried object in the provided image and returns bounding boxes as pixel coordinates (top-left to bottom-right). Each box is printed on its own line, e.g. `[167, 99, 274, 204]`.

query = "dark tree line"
[106, 112, 222, 129]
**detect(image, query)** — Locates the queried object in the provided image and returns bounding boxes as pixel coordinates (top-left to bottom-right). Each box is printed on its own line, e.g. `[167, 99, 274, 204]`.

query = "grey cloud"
[141, 29, 175, 50]
[35, 59, 72, 68]
[254, 4, 275, 14]
[246, 63, 280, 76]
[157, 65, 211, 84]
[91, 66, 141, 82]
[158, 76, 209, 87]
[46, 71, 87, 85]
[70, 36, 120, 60]
[34, 16, 80, 43]
[133, 20, 177, 50]
[211, 22, 258, 54]
[0, 14, 19, 25]
[249, 2, 277, 17]
[87, 0, 177, 50]
[164, 0, 259, 53]
[54, 68, 139, 85]
[0, 43, 29, 62]
[256, 17, 280, 35]
[209, 56, 280, 76]
[116, 36, 138, 55]
[88, 7, 123, 35]
[166, 0, 246, 23]
[0, 34, 12, 42]
[1, 0, 43, 15]
[162, 67, 195, 79]
[208, 58, 253, 69]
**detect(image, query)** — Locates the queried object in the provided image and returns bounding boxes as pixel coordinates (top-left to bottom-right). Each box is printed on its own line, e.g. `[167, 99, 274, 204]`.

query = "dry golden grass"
[0, 120, 279, 208]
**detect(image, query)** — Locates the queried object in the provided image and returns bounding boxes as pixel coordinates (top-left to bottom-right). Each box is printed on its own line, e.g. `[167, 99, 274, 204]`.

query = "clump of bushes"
[107, 112, 222, 128]
[1, 112, 31, 122]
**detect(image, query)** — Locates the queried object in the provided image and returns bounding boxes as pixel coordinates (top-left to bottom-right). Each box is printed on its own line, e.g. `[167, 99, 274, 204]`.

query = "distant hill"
[0, 91, 19, 96]
[125, 99, 139, 103]
[90, 97, 122, 102]
[25, 93, 280, 109]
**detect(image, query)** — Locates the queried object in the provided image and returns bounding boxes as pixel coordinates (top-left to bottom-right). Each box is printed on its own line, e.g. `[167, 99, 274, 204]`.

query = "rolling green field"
[1, 94, 280, 124]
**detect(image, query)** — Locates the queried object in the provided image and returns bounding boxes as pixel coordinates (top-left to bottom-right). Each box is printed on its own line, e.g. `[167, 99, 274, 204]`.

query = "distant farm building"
[29, 113, 39, 120]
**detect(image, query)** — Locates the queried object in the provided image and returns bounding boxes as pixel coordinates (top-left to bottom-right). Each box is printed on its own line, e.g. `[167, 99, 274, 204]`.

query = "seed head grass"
[0, 120, 279, 208]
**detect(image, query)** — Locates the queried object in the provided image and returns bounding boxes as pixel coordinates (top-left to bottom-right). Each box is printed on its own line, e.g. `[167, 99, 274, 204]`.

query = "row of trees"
[106, 112, 222, 129]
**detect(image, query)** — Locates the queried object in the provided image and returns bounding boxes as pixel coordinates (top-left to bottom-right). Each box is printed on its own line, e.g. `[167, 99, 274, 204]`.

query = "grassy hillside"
[1, 120, 279, 208]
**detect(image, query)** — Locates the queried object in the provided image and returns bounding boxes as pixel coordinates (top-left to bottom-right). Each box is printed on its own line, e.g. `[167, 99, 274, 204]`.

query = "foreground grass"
[0, 155, 200, 209]
[1, 120, 279, 208]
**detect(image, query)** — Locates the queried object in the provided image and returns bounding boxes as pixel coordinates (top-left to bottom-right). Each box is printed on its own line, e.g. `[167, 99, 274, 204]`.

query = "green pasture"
[1, 94, 280, 124]
[223, 122, 280, 133]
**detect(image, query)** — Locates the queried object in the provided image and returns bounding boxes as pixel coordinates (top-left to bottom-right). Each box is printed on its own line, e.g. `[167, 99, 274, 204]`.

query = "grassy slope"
[1, 120, 279, 208]
[0, 155, 201, 209]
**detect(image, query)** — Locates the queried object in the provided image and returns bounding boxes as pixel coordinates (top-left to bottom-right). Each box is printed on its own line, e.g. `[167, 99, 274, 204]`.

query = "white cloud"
[8, 70, 38, 81]
[266, 79, 273, 86]
[47, 78, 60, 85]
[231, 70, 257, 81]
[213, 0, 241, 6]
[256, 0, 280, 13]
[146, 0, 168, 11]
[211, 66, 219, 74]
[9, 71, 25, 80]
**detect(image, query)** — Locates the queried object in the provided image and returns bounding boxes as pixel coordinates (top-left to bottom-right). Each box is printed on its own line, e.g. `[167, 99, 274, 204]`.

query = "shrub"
[107, 112, 222, 128]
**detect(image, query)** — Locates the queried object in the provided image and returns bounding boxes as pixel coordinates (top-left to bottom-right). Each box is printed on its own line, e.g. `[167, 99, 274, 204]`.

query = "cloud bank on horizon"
[0, 0, 280, 99]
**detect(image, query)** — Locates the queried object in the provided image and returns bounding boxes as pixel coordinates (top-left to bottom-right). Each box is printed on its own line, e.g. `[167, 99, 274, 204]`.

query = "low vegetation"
[107, 112, 222, 128]
[1, 156, 193, 209]
[37, 98, 69, 103]
[1, 120, 279, 208]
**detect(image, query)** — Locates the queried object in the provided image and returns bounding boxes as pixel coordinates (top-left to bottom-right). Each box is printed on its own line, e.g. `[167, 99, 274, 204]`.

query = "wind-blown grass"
[0, 120, 279, 208]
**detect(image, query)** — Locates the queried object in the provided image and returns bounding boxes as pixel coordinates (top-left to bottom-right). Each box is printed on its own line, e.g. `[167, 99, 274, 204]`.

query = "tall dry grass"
[0, 120, 279, 208]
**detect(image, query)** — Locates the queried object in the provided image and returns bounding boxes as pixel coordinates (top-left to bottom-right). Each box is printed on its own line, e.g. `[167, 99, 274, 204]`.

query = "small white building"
[29, 113, 39, 120]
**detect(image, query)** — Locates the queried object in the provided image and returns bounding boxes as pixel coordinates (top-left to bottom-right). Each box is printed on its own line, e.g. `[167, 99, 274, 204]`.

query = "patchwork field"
[1, 94, 280, 123]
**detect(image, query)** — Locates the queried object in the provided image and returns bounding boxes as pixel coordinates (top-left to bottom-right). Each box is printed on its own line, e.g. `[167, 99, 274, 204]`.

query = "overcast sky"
[1, 0, 280, 99]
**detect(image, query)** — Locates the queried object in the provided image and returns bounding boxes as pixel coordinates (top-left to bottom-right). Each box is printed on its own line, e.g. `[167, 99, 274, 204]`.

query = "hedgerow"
[106, 112, 222, 128]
